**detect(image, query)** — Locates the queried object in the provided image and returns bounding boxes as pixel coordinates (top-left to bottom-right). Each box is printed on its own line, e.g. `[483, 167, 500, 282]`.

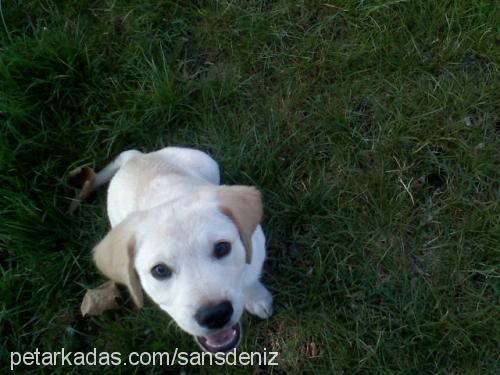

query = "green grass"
[1, 0, 498, 373]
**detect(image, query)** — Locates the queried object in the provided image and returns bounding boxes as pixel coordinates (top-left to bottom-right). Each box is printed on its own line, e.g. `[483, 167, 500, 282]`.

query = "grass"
[0, 0, 498, 373]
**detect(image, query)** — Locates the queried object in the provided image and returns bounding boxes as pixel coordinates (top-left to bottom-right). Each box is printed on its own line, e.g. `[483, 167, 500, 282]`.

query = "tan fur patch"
[217, 186, 263, 264]
[92, 213, 144, 308]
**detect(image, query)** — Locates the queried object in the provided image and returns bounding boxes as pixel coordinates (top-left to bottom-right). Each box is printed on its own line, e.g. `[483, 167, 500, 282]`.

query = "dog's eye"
[151, 263, 172, 280]
[213, 241, 231, 259]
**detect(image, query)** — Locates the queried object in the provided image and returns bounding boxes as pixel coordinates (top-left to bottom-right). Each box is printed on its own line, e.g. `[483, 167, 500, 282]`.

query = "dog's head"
[92, 185, 262, 352]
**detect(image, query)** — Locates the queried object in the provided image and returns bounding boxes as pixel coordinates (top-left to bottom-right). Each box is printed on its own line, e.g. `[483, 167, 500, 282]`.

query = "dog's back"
[98, 147, 220, 226]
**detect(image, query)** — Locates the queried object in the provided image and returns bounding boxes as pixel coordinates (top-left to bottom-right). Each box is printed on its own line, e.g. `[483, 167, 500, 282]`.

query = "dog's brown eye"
[213, 241, 231, 259]
[151, 263, 172, 280]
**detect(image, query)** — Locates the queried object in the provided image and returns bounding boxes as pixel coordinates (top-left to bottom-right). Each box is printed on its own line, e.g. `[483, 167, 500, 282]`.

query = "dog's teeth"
[206, 327, 236, 347]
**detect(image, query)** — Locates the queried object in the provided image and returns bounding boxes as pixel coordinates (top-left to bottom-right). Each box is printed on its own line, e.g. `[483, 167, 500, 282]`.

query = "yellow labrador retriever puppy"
[91, 147, 273, 353]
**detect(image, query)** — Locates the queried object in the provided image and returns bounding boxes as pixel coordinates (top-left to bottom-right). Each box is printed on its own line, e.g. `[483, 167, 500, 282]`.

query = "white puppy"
[90, 147, 273, 352]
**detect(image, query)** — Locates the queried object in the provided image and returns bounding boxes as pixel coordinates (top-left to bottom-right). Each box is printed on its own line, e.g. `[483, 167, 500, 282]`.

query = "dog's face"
[92, 186, 262, 352]
[136, 201, 246, 337]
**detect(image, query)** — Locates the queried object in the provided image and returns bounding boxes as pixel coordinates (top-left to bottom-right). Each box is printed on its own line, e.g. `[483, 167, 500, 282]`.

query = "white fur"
[97, 147, 272, 337]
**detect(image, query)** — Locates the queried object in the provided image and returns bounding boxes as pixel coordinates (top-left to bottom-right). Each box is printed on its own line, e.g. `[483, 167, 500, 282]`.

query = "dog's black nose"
[195, 301, 233, 329]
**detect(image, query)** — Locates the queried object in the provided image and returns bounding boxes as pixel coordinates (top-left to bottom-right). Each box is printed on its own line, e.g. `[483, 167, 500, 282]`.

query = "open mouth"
[194, 323, 241, 353]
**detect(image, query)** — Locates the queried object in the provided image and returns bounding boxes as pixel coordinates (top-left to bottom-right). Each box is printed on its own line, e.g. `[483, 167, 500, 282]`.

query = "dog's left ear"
[92, 212, 145, 308]
[217, 186, 263, 264]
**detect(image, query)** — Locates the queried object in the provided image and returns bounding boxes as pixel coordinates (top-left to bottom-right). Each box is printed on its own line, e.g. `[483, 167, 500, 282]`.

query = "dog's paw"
[244, 283, 273, 319]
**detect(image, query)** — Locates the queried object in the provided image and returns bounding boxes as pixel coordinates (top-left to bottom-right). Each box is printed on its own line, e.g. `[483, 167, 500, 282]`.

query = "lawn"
[1, 0, 498, 373]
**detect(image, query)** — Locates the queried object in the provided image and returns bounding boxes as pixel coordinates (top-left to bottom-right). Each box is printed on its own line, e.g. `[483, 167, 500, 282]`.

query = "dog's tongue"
[206, 327, 235, 348]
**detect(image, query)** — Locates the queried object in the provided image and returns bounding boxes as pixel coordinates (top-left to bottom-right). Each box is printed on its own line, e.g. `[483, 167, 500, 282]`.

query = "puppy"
[90, 147, 273, 353]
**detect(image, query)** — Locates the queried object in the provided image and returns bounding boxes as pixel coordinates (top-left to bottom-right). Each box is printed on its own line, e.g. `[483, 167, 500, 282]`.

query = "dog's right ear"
[92, 212, 145, 309]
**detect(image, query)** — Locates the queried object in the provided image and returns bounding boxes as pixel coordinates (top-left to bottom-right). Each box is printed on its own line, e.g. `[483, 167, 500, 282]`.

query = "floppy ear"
[92, 213, 145, 308]
[217, 186, 263, 264]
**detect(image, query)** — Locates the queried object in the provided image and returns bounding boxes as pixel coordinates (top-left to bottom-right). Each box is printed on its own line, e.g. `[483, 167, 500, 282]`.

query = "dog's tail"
[68, 150, 141, 213]
[94, 149, 141, 189]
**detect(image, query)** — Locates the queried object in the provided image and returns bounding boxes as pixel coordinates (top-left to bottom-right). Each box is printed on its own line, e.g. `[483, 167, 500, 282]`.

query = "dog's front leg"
[244, 281, 273, 319]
